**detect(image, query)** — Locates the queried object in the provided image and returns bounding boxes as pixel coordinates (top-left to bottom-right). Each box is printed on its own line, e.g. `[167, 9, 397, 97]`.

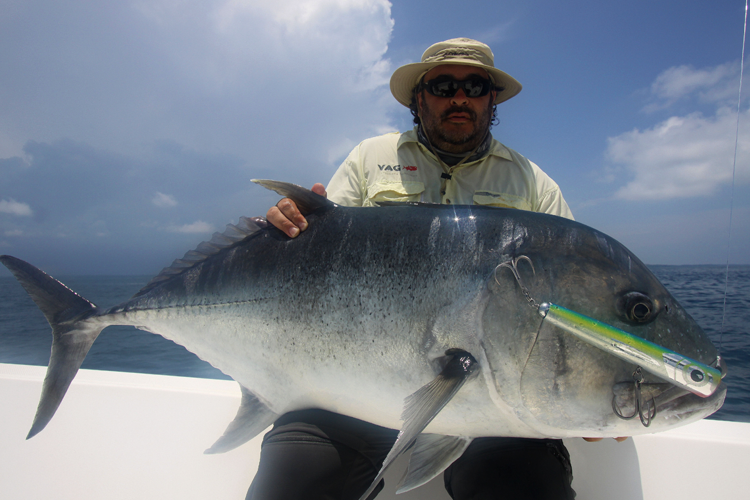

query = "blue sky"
[1, 0, 748, 276]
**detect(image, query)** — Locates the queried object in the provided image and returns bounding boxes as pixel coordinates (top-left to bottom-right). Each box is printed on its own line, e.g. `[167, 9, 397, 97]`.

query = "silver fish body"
[1, 181, 726, 493]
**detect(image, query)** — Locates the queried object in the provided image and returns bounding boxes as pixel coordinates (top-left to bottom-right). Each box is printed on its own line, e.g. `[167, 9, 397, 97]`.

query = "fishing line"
[720, 0, 748, 354]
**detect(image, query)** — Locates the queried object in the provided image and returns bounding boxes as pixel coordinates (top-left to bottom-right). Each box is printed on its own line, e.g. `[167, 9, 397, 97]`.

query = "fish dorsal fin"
[357, 349, 479, 500]
[134, 216, 269, 297]
[135, 180, 333, 298]
[396, 434, 472, 493]
[204, 384, 278, 454]
[252, 179, 336, 215]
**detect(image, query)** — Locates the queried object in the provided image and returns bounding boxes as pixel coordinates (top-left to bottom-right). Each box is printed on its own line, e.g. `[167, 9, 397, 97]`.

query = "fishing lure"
[537, 302, 722, 398]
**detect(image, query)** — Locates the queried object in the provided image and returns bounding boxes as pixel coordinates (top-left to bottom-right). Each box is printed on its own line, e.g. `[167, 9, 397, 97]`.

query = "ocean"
[0, 266, 748, 422]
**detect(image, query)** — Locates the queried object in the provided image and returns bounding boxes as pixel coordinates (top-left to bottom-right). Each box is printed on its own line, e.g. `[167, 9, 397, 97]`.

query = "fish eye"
[621, 292, 657, 324]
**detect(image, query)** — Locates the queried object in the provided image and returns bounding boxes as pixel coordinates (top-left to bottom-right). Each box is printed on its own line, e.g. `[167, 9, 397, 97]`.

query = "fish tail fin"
[1, 255, 104, 438]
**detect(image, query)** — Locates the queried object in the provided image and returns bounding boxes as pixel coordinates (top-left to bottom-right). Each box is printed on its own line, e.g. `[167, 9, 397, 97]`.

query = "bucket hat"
[390, 38, 522, 107]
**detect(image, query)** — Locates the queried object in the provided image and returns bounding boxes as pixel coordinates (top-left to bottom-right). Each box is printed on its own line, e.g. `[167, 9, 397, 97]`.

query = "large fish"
[1, 181, 726, 496]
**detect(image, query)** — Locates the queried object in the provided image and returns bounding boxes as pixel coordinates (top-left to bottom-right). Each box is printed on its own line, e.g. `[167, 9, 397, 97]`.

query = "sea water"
[0, 266, 748, 422]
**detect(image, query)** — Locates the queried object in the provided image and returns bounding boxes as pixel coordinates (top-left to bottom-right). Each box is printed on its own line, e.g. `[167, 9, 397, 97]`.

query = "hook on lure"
[495, 256, 538, 309]
[612, 367, 657, 427]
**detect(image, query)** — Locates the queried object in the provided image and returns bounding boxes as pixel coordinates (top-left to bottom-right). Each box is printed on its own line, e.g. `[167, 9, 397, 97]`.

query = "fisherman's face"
[416, 64, 496, 154]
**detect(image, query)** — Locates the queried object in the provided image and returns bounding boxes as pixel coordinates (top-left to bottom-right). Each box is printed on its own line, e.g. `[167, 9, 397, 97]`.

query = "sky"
[1, 0, 749, 276]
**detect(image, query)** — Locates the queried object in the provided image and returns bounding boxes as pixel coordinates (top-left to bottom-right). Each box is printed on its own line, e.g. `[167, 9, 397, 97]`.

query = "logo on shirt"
[378, 164, 417, 172]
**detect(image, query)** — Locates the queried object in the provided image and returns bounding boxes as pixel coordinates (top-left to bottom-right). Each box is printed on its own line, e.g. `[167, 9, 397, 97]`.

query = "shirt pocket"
[367, 180, 425, 205]
[473, 191, 532, 211]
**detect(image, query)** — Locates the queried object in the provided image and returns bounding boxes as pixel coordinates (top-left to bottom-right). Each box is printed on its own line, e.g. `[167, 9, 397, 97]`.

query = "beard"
[419, 97, 493, 153]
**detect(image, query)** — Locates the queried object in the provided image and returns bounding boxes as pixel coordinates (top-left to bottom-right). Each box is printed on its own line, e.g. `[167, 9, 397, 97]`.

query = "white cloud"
[169, 221, 215, 233]
[0, 199, 33, 216]
[0, 1, 396, 178]
[152, 192, 178, 208]
[645, 62, 740, 110]
[605, 60, 750, 201]
[474, 19, 517, 46]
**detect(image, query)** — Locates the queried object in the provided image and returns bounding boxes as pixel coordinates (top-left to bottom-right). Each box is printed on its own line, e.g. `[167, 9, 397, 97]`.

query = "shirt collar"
[398, 127, 513, 163]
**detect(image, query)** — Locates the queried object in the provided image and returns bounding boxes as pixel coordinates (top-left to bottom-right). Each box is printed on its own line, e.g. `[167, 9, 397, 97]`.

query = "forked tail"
[1, 255, 105, 438]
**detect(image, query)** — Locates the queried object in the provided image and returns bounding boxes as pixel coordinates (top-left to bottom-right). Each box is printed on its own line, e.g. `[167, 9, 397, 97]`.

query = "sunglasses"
[421, 76, 500, 98]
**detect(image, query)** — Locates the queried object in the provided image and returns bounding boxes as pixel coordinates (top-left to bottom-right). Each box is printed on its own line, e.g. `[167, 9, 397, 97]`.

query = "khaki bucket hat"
[390, 38, 522, 107]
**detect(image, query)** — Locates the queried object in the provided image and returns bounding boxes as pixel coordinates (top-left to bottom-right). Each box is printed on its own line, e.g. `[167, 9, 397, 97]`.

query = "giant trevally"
[1, 181, 726, 496]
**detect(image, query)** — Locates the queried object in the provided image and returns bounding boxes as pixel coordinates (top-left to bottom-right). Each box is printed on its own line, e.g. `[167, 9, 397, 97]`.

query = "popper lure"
[537, 302, 722, 398]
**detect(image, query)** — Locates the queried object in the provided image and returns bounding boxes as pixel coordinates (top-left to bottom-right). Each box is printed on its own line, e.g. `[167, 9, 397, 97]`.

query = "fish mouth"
[612, 380, 727, 421]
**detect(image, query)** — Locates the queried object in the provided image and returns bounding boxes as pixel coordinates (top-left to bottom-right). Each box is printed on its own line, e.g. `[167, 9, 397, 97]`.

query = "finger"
[276, 198, 309, 231]
[266, 206, 300, 238]
[266, 201, 305, 238]
[311, 183, 327, 197]
[582, 437, 630, 443]
[265, 183, 325, 238]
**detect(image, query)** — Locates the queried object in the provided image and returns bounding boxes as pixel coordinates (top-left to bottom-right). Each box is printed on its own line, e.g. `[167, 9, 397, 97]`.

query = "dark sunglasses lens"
[425, 78, 491, 98]
[429, 80, 457, 97]
[464, 79, 489, 97]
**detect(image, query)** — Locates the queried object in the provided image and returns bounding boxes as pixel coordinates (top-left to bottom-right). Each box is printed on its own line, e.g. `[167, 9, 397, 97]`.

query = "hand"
[266, 183, 327, 238]
[582, 437, 629, 443]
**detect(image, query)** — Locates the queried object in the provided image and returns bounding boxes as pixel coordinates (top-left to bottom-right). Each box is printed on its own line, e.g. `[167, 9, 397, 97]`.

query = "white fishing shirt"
[327, 128, 574, 220]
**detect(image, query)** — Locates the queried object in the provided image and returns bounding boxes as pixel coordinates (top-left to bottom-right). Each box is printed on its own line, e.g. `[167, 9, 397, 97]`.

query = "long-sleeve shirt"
[326, 128, 574, 220]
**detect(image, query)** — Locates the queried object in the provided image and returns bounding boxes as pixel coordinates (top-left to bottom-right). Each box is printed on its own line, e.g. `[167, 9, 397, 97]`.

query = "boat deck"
[1, 363, 747, 499]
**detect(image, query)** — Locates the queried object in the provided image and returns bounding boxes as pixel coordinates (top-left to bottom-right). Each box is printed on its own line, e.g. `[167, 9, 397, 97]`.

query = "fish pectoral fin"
[396, 434, 473, 493]
[252, 179, 336, 215]
[357, 349, 478, 500]
[204, 385, 278, 454]
[0, 255, 103, 439]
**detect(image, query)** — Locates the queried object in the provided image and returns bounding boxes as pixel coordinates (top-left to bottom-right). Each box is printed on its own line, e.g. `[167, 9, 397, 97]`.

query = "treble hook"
[495, 256, 538, 308]
[613, 367, 657, 427]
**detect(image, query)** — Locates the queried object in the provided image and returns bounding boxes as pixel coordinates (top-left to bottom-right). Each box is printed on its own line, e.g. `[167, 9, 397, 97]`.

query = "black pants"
[246, 410, 575, 500]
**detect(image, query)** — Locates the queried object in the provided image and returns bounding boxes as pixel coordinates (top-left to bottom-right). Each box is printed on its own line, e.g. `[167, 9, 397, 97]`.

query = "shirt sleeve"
[326, 144, 365, 207]
[529, 160, 574, 220]
[537, 186, 574, 220]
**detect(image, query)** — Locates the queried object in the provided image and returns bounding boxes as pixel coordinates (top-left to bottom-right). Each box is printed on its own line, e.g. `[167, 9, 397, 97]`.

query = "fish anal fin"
[204, 385, 278, 454]
[396, 434, 472, 493]
[357, 349, 478, 500]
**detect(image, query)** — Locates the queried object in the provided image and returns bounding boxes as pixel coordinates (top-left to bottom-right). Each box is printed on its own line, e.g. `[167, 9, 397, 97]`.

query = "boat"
[1, 362, 747, 499]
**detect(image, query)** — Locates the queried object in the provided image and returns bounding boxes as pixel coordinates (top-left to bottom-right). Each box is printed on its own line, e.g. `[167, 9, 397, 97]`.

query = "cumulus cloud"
[605, 60, 750, 200]
[152, 192, 178, 208]
[0, 0, 396, 168]
[644, 62, 740, 111]
[0, 199, 33, 216]
[168, 221, 215, 234]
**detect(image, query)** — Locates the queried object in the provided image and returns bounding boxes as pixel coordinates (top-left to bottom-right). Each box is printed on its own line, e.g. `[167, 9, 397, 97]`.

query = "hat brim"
[390, 60, 522, 107]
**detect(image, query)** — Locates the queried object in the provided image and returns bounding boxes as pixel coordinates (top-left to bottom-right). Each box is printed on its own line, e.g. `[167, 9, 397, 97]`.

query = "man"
[256, 38, 578, 500]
